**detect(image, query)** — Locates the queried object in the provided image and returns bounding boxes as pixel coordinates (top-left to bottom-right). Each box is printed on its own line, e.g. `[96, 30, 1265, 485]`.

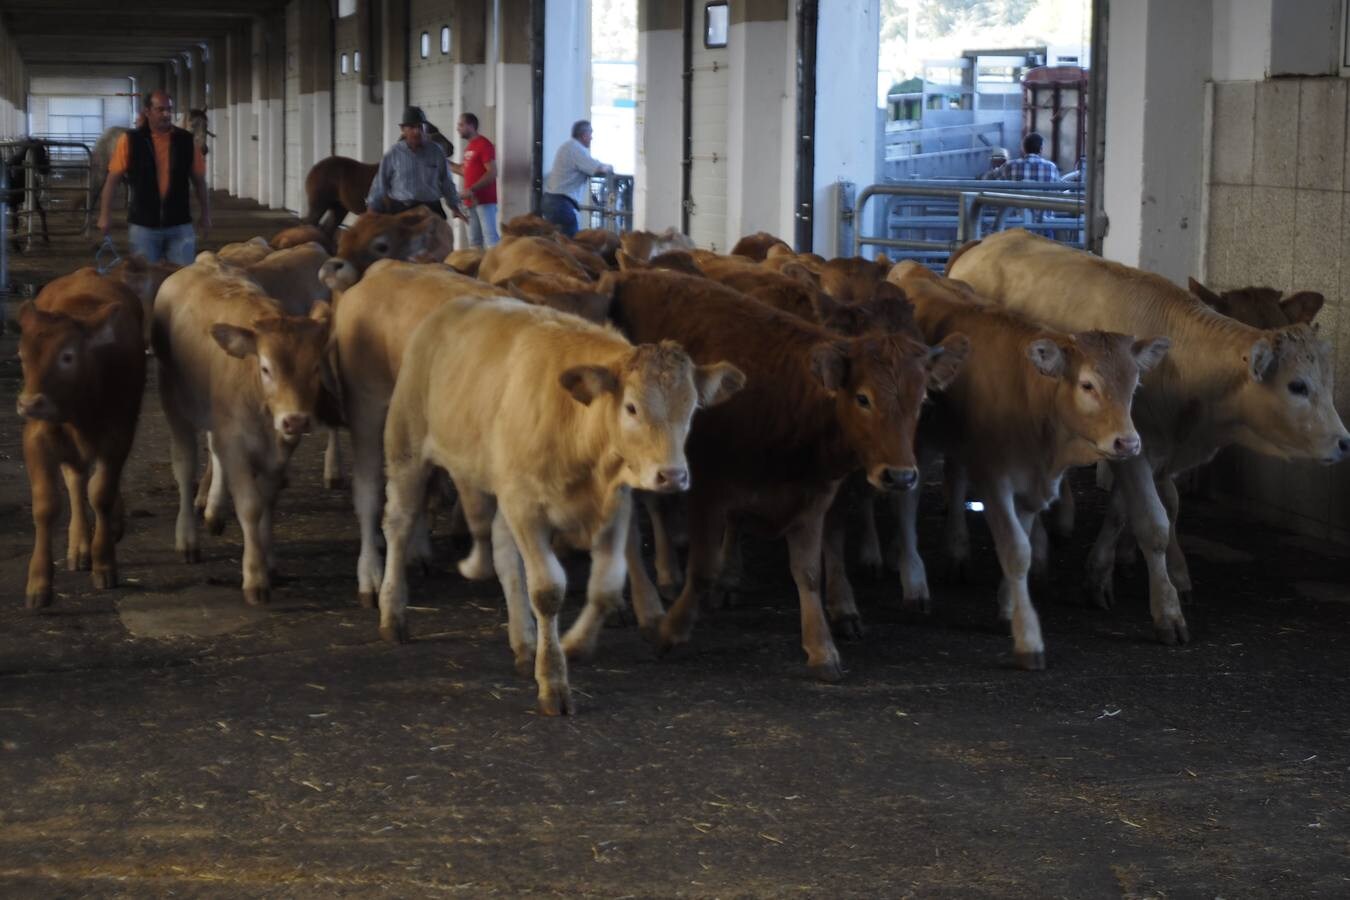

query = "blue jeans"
[467, 202, 499, 249]
[540, 193, 578, 238]
[129, 222, 196, 265]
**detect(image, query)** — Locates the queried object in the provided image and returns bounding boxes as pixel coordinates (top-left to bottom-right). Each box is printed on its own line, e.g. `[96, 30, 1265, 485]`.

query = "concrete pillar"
[260, 14, 286, 208]
[636, 0, 682, 232]
[210, 38, 230, 190]
[542, 0, 590, 176]
[812, 0, 878, 254]
[496, 0, 535, 222]
[1101, 0, 1210, 282]
[726, 0, 791, 245]
[455, 0, 491, 139]
[230, 26, 252, 199]
[381, 0, 408, 143]
[300, 0, 334, 168]
[355, 0, 384, 161]
[188, 47, 206, 113]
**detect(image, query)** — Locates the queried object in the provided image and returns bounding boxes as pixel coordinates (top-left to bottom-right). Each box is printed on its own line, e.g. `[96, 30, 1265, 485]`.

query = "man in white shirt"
[541, 119, 613, 237]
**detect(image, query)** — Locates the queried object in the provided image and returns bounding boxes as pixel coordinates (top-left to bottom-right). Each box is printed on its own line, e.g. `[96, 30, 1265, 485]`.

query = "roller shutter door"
[408, 0, 455, 136]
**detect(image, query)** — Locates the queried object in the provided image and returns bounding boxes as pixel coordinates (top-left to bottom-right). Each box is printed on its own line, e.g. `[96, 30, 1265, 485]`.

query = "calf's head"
[1189, 277, 1323, 329]
[560, 340, 745, 493]
[1236, 324, 1350, 464]
[325, 207, 453, 289]
[211, 303, 335, 443]
[812, 331, 969, 491]
[16, 301, 127, 422]
[1027, 331, 1170, 460]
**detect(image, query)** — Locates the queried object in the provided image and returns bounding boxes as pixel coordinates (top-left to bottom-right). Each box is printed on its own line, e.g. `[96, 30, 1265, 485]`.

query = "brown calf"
[304, 156, 379, 231]
[606, 270, 967, 679]
[320, 207, 455, 291]
[271, 224, 336, 255]
[1188, 277, 1323, 328]
[17, 273, 146, 608]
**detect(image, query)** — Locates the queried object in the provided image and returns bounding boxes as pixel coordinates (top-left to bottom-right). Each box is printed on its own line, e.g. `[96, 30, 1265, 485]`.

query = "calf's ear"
[1281, 291, 1324, 325]
[809, 341, 849, 392]
[211, 323, 259, 358]
[616, 249, 644, 271]
[1131, 336, 1171, 372]
[85, 304, 124, 349]
[1246, 338, 1276, 382]
[694, 361, 746, 408]
[1188, 277, 1222, 306]
[560, 365, 620, 405]
[308, 300, 333, 326]
[929, 333, 970, 390]
[1026, 337, 1065, 378]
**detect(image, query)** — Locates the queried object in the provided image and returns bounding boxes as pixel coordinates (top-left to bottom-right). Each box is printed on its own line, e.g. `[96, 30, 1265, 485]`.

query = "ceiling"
[1, 0, 290, 67]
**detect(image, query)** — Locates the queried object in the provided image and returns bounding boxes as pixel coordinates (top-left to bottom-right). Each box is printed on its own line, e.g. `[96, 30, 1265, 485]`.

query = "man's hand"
[452, 207, 469, 222]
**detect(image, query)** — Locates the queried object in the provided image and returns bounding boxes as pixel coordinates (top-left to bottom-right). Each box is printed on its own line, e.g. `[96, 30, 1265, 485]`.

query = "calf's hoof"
[243, 587, 271, 607]
[324, 476, 350, 491]
[638, 618, 663, 646]
[536, 688, 575, 717]
[25, 588, 53, 610]
[831, 614, 865, 641]
[562, 641, 596, 664]
[357, 591, 377, 610]
[380, 620, 409, 644]
[657, 581, 681, 603]
[1154, 619, 1190, 646]
[68, 551, 91, 572]
[456, 556, 493, 581]
[900, 593, 932, 616]
[205, 516, 226, 537]
[514, 653, 535, 679]
[91, 567, 117, 590]
[1014, 650, 1046, 671]
[807, 658, 846, 683]
[1084, 576, 1114, 610]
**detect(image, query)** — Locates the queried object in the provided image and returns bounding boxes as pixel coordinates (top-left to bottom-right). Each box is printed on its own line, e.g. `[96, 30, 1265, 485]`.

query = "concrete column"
[455, 0, 491, 138]
[1101, 0, 1210, 282]
[726, 1, 790, 245]
[542, 0, 590, 175]
[210, 38, 230, 189]
[230, 26, 252, 199]
[261, 14, 286, 208]
[355, 0, 384, 161]
[812, 0, 878, 254]
[635, 0, 682, 232]
[300, 0, 334, 166]
[496, 0, 535, 222]
[381, 0, 408, 142]
[188, 47, 206, 113]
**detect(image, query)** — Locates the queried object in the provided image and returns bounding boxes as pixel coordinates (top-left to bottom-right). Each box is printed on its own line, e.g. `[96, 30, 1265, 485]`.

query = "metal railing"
[2, 139, 95, 254]
[842, 177, 1085, 267]
[577, 173, 634, 234]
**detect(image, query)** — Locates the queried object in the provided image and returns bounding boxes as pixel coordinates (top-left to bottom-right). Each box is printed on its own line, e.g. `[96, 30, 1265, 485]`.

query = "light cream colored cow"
[212, 237, 273, 266]
[153, 262, 334, 605]
[477, 234, 592, 284]
[948, 229, 1350, 643]
[378, 296, 742, 715]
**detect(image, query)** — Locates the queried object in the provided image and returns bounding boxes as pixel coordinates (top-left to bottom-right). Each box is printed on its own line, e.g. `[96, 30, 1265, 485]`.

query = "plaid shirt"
[990, 153, 1061, 182]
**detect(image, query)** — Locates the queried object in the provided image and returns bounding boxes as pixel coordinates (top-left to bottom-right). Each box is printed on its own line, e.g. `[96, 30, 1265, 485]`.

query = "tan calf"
[319, 207, 455, 292]
[153, 263, 334, 605]
[379, 296, 742, 714]
[477, 234, 593, 284]
[892, 264, 1168, 667]
[949, 229, 1350, 643]
[17, 274, 146, 608]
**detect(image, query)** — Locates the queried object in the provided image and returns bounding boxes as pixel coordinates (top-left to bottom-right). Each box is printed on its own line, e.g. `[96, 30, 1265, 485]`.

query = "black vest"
[126, 126, 195, 228]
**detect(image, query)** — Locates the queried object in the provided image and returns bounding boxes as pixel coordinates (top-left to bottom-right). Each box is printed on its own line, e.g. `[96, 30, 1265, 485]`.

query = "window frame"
[339, 52, 348, 75]
[704, 1, 729, 49]
[441, 25, 451, 55]
[420, 31, 430, 59]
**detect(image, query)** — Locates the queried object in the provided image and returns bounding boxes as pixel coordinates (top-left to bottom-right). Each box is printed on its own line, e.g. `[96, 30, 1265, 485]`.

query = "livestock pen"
[0, 194, 1347, 895]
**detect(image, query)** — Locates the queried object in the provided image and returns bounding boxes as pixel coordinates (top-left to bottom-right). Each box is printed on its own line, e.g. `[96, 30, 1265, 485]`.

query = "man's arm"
[436, 151, 468, 220]
[365, 153, 393, 212]
[97, 134, 129, 237]
[448, 160, 464, 176]
[191, 171, 212, 236]
[467, 159, 497, 196]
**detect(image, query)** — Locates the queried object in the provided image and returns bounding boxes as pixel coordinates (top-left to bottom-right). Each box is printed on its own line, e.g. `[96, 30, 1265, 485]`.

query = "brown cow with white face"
[16, 274, 145, 608]
[892, 263, 1168, 668]
[318, 206, 454, 292]
[380, 295, 743, 714]
[153, 262, 334, 605]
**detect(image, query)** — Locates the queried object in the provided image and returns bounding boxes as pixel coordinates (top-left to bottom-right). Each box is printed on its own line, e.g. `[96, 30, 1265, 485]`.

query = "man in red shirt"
[451, 112, 499, 248]
[97, 89, 211, 265]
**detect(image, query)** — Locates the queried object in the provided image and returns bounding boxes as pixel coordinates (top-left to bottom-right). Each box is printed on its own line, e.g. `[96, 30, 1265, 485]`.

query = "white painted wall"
[726, 17, 789, 244]
[1210, 0, 1271, 80]
[496, 61, 534, 222]
[635, 25, 682, 232]
[543, 1, 592, 176]
[812, 0, 879, 254]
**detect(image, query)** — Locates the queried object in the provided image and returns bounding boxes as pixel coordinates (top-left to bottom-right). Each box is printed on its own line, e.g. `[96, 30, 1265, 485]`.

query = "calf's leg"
[88, 458, 124, 590]
[323, 429, 346, 490]
[896, 476, 930, 613]
[823, 493, 863, 638]
[24, 424, 59, 608]
[562, 492, 633, 662]
[1085, 480, 1128, 609]
[491, 509, 537, 676]
[1116, 457, 1188, 645]
[377, 456, 432, 643]
[202, 433, 228, 535]
[1158, 475, 1192, 601]
[61, 463, 91, 571]
[221, 450, 271, 607]
[659, 496, 724, 653]
[501, 504, 573, 716]
[349, 405, 386, 608]
[454, 481, 497, 580]
[622, 502, 666, 643]
[786, 491, 845, 682]
[983, 484, 1045, 670]
[163, 405, 200, 563]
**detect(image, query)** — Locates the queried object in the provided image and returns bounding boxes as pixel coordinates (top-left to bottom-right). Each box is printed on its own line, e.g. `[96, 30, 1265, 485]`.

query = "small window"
[339, 53, 348, 75]
[440, 25, 451, 55]
[704, 2, 728, 48]
[354, 51, 361, 72]
[420, 31, 430, 59]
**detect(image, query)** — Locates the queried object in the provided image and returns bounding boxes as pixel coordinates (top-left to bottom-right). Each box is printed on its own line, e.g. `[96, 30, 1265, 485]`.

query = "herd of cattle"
[13, 207, 1347, 714]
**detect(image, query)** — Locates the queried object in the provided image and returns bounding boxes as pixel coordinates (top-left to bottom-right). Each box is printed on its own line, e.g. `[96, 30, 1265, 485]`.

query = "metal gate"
[1, 139, 94, 254]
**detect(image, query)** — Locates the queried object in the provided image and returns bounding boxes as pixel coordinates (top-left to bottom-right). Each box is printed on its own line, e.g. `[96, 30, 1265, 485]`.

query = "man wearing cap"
[976, 147, 1009, 180]
[365, 106, 466, 221]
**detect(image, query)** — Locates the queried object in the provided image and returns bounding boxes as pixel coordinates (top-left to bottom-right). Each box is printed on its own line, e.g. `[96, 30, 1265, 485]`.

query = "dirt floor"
[0, 195, 1348, 897]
